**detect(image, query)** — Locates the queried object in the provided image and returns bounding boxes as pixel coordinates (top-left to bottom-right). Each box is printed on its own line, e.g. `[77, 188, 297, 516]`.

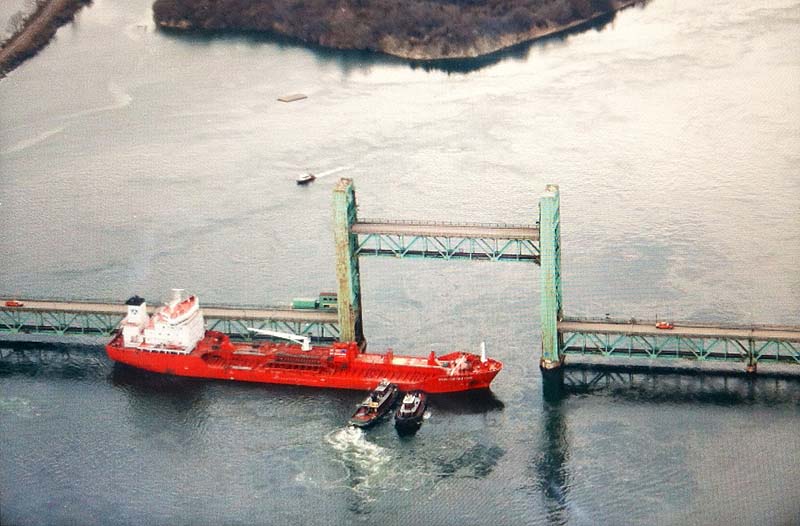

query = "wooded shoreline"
[153, 0, 643, 60]
[0, 0, 643, 77]
[0, 0, 91, 78]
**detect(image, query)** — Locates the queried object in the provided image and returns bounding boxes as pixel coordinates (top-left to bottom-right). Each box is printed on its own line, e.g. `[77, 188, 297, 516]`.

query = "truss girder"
[562, 369, 800, 403]
[204, 316, 338, 342]
[354, 232, 540, 262]
[0, 308, 339, 343]
[559, 330, 800, 366]
[0, 309, 123, 336]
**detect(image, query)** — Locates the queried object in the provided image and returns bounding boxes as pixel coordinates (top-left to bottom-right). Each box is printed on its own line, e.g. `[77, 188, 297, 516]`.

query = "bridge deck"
[352, 220, 539, 240]
[0, 299, 339, 340]
[1, 300, 338, 323]
[557, 318, 800, 368]
[558, 319, 800, 342]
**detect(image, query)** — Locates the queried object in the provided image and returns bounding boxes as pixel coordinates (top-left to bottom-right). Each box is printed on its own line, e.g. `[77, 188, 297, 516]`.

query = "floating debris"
[278, 94, 307, 103]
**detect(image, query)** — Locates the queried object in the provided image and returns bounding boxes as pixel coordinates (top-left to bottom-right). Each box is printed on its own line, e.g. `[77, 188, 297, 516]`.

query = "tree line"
[152, 0, 620, 56]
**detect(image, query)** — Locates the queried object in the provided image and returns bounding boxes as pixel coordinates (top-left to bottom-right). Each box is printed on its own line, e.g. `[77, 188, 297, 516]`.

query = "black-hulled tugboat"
[394, 390, 428, 434]
[349, 379, 399, 428]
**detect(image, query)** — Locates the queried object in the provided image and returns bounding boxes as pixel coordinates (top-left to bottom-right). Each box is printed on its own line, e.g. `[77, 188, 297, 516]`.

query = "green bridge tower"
[332, 178, 365, 346]
[538, 184, 564, 373]
[332, 177, 565, 373]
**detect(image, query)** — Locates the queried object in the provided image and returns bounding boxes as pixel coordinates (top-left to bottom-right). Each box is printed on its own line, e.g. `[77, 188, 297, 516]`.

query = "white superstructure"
[122, 289, 205, 353]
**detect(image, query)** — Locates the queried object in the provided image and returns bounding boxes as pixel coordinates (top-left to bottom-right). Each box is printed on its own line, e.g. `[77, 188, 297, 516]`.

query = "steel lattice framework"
[0, 308, 121, 336]
[558, 318, 800, 369]
[0, 302, 339, 342]
[332, 179, 543, 346]
[205, 317, 339, 341]
[561, 367, 800, 404]
[353, 219, 540, 262]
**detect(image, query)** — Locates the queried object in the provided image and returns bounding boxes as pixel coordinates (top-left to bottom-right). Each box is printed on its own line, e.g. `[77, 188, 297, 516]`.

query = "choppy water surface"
[1, 0, 799, 524]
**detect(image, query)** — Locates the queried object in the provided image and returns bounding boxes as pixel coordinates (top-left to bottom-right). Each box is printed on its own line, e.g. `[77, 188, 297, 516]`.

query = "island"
[152, 0, 642, 60]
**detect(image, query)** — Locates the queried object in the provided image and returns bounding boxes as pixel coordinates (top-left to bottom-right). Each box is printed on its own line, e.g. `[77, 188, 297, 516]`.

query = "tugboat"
[349, 379, 399, 428]
[394, 390, 428, 434]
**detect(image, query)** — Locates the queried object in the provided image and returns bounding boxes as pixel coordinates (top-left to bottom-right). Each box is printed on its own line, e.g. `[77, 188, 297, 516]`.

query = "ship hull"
[105, 332, 501, 394]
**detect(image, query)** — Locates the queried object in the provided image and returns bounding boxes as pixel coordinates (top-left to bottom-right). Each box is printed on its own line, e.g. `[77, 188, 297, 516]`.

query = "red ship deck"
[106, 332, 502, 393]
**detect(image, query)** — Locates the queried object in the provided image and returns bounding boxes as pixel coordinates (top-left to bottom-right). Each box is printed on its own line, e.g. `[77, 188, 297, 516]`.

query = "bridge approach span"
[0, 299, 339, 340]
[558, 318, 800, 369]
[558, 319, 800, 342]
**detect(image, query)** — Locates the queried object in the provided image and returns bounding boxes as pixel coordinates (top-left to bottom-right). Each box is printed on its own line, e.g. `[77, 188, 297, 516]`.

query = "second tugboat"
[349, 379, 399, 428]
[394, 390, 428, 434]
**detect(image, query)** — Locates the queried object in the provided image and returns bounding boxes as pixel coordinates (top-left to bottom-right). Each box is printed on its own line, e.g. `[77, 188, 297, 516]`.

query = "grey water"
[1, 0, 799, 524]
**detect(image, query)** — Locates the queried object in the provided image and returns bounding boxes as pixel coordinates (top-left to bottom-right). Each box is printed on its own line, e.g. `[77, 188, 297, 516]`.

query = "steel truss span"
[0, 308, 122, 337]
[205, 318, 338, 341]
[353, 219, 540, 262]
[0, 301, 339, 342]
[558, 319, 800, 368]
[562, 367, 800, 404]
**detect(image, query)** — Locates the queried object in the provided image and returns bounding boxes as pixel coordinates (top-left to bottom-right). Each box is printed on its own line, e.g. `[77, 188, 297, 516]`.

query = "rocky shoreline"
[154, 0, 642, 61]
[0, 0, 91, 78]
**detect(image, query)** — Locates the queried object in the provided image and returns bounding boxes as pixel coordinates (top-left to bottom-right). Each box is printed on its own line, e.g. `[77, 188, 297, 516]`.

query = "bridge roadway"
[1, 299, 338, 323]
[0, 298, 340, 340]
[558, 319, 800, 342]
[352, 220, 540, 240]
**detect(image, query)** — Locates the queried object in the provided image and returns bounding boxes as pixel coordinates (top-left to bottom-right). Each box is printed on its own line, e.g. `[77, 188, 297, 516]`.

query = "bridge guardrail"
[357, 218, 539, 230]
[0, 294, 325, 313]
[560, 316, 800, 332]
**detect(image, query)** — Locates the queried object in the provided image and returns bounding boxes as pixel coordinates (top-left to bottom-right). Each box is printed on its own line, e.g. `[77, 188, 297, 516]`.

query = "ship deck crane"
[248, 328, 312, 351]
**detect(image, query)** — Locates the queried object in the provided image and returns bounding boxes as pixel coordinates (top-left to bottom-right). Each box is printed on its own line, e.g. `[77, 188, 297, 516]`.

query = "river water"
[1, 0, 799, 524]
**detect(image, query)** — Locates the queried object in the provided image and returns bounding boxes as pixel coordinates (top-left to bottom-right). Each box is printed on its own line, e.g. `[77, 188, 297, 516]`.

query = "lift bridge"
[332, 179, 799, 375]
[2, 178, 799, 378]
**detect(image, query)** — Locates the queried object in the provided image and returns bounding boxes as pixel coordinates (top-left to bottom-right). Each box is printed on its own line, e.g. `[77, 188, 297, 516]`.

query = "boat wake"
[311, 165, 352, 179]
[2, 127, 64, 156]
[324, 427, 393, 500]
[60, 81, 132, 121]
[327, 427, 391, 472]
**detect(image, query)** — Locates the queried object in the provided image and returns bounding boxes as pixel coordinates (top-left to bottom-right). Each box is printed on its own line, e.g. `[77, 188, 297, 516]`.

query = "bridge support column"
[333, 178, 365, 346]
[540, 184, 564, 374]
[746, 338, 757, 374]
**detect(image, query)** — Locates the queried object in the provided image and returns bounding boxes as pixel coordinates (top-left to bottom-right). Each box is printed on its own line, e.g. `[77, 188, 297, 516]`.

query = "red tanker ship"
[105, 290, 502, 393]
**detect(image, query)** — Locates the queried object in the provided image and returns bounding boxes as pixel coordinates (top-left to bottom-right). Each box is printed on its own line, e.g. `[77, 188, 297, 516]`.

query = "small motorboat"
[655, 321, 674, 330]
[296, 173, 316, 185]
[349, 379, 399, 428]
[394, 390, 427, 434]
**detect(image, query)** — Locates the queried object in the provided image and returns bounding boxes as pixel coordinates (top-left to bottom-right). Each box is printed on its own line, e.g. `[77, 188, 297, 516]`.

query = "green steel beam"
[559, 330, 800, 368]
[561, 368, 800, 404]
[540, 184, 563, 371]
[0, 307, 339, 343]
[332, 178, 364, 345]
[204, 317, 338, 341]
[354, 232, 539, 261]
[0, 309, 121, 336]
